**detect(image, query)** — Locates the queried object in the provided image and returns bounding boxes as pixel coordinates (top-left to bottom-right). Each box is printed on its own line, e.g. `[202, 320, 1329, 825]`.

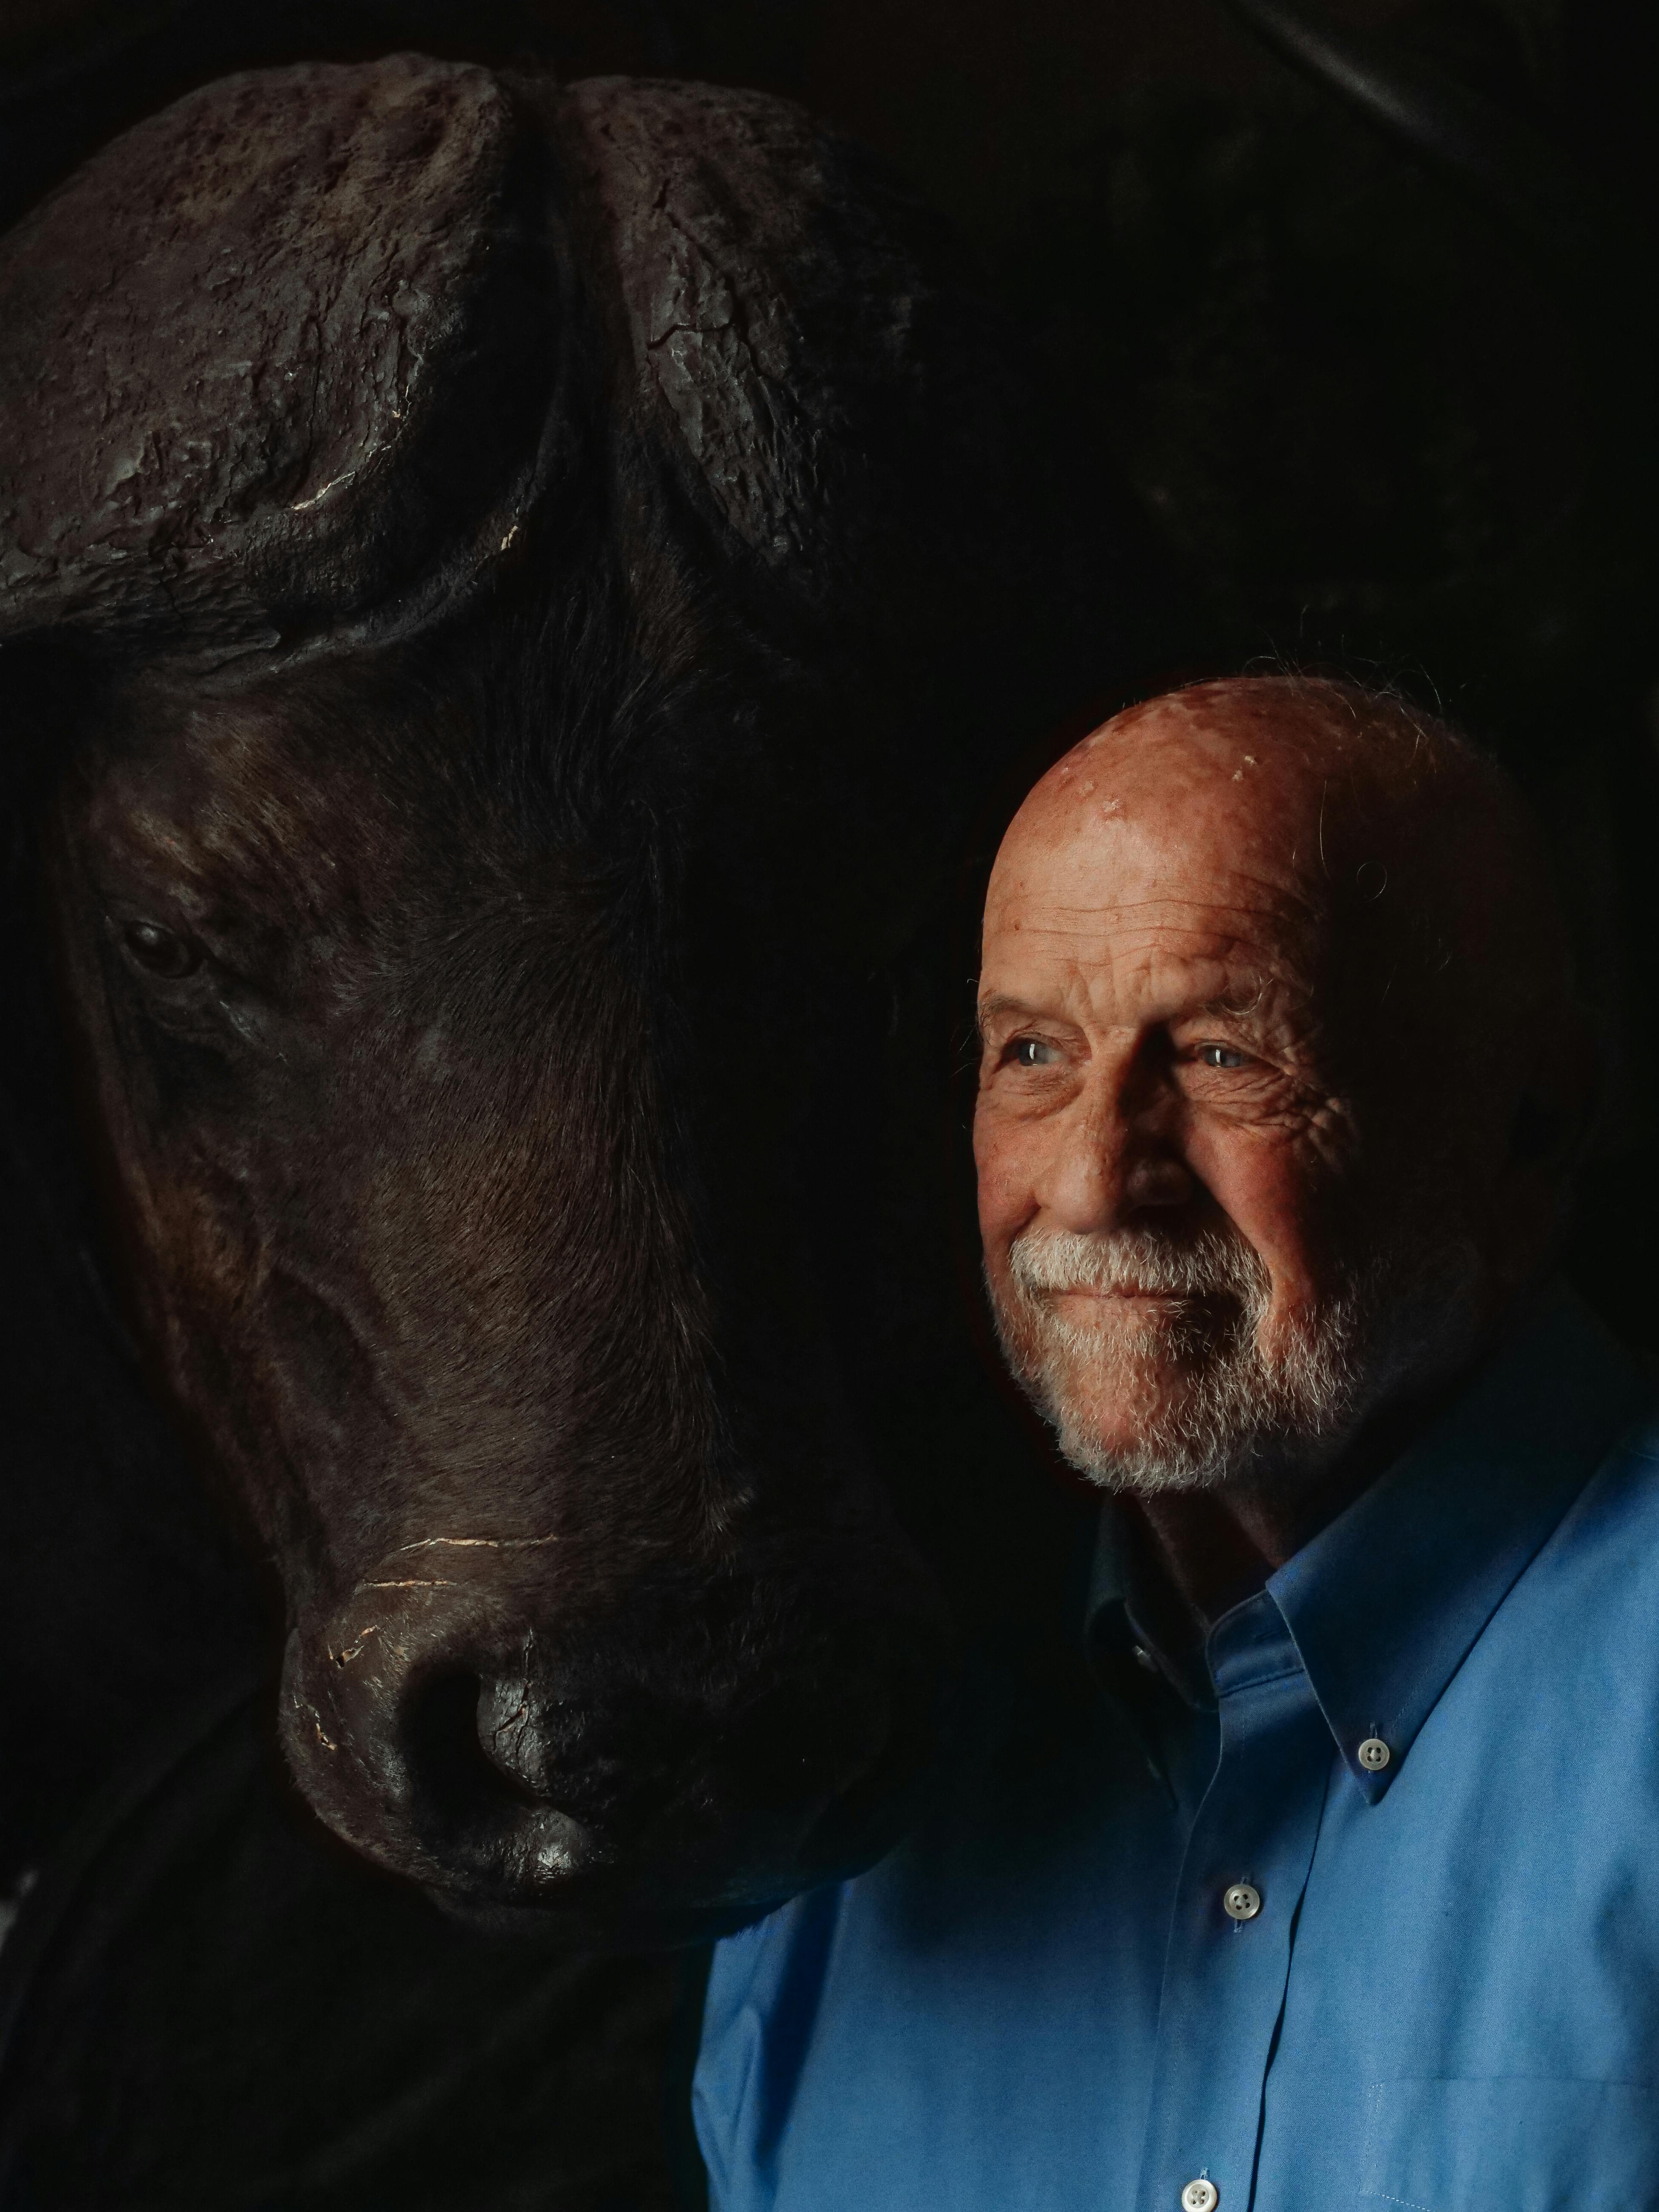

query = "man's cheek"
[973, 1123, 1032, 1243]
[1192, 1138, 1323, 1304]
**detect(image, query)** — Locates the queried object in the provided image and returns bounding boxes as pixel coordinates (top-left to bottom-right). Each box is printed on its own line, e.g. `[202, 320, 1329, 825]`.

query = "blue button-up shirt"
[695, 1286, 1659, 2211]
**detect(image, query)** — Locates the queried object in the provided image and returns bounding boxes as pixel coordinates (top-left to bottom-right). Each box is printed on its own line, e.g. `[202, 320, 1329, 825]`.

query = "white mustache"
[1007, 1226, 1266, 1304]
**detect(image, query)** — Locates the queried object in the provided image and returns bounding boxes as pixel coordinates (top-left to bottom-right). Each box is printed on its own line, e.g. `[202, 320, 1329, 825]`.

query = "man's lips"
[1039, 1284, 1238, 1318]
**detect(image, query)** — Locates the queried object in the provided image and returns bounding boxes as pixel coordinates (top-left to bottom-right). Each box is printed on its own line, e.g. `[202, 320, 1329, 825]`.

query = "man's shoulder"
[1533, 1369, 1659, 1589]
[1548, 1353, 1659, 1548]
[1461, 1288, 1659, 1599]
[1470, 1345, 1659, 1694]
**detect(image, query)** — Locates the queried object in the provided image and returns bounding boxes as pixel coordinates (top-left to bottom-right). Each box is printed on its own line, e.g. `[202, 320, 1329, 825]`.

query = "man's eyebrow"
[975, 992, 1047, 1028]
[1196, 987, 1271, 1019]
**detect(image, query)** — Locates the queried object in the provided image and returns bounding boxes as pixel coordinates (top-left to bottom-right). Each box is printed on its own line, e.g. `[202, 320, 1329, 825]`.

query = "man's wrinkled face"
[973, 696, 1482, 1493]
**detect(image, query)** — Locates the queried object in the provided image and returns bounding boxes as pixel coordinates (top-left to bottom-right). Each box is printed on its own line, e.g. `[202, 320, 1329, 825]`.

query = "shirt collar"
[1087, 1281, 1650, 1800]
[1086, 1503, 1213, 1708]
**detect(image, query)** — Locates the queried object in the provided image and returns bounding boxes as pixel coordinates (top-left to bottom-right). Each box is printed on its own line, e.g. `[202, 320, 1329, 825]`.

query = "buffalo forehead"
[0, 56, 522, 650]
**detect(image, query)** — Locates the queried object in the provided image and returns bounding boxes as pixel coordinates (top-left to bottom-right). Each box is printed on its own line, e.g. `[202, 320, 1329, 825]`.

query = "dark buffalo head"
[0, 58, 1136, 1937]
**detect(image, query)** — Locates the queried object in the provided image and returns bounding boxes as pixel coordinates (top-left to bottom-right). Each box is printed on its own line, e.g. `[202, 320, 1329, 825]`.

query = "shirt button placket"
[1133, 1592, 1334, 2212]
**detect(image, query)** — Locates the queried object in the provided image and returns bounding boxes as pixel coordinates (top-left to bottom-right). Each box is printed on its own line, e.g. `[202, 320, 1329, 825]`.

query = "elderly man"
[694, 674, 1659, 2211]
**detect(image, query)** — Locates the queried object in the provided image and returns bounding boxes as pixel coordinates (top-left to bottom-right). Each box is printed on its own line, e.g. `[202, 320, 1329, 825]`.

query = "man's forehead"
[977, 907, 1315, 1025]
[993, 682, 1350, 909]
[980, 697, 1342, 1011]
[985, 799, 1326, 942]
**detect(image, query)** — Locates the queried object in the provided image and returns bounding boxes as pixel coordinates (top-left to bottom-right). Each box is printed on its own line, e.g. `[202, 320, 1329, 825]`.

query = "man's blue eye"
[1197, 1043, 1250, 1070]
[1013, 1038, 1060, 1068]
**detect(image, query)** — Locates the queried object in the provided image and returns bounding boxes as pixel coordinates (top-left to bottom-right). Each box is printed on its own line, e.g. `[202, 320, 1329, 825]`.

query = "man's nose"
[1037, 1082, 1192, 1232]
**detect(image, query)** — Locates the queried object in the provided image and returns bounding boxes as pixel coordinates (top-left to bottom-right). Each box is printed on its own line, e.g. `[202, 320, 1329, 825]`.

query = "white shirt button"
[1181, 2180, 1219, 2212]
[1357, 1736, 1391, 1771]
[1222, 1881, 1261, 1921]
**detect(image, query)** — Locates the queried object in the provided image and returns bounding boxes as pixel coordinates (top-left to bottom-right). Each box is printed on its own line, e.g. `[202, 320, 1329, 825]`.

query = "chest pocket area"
[1361, 2078, 1659, 2211]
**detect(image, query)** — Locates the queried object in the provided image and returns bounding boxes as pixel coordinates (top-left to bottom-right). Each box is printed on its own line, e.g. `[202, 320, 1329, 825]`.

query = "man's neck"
[1128, 1372, 1473, 1633]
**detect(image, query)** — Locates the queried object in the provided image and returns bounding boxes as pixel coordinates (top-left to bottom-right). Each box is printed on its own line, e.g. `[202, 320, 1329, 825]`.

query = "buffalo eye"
[119, 919, 202, 979]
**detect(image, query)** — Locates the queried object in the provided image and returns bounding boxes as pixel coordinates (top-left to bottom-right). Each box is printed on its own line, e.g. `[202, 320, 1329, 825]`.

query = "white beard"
[990, 1219, 1484, 1495]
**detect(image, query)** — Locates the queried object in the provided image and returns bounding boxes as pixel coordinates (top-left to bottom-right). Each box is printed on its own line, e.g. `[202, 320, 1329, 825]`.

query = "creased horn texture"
[558, 75, 1033, 638]
[565, 79, 934, 570]
[0, 55, 562, 661]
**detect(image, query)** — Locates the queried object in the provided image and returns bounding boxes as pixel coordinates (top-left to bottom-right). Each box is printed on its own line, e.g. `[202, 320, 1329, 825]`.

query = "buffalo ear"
[0, 55, 562, 669]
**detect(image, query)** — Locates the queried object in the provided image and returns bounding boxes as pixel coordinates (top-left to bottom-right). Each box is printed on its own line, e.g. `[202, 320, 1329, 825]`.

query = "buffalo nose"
[279, 1562, 898, 1904]
[282, 1575, 615, 1885]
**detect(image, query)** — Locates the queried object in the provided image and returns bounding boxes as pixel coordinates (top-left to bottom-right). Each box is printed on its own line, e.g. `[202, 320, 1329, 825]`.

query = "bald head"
[975, 674, 1587, 1498]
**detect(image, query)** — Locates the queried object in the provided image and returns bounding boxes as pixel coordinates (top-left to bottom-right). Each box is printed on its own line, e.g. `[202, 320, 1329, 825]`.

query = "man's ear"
[1515, 1000, 1602, 1175]
[1489, 1005, 1600, 1289]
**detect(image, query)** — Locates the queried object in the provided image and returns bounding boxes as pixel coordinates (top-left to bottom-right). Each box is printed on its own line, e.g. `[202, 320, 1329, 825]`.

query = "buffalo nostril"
[402, 1669, 547, 1832]
[476, 1675, 674, 1831]
[403, 1668, 636, 1836]
[478, 1669, 556, 1802]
